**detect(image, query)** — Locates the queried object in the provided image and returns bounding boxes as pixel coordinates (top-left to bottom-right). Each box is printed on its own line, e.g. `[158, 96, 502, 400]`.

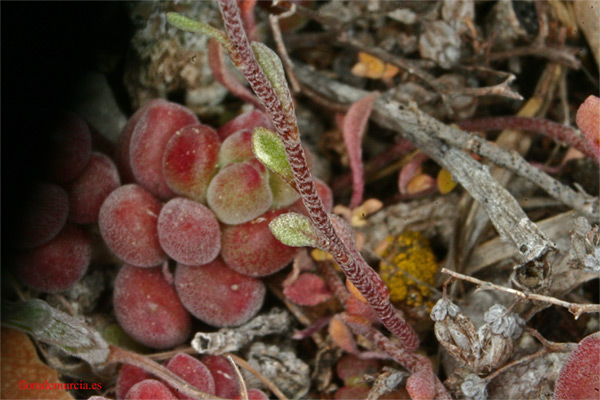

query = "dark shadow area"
[2, 2, 131, 271]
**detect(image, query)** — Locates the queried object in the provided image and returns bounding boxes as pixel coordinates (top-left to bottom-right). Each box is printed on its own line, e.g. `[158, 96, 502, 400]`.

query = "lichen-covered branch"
[293, 64, 599, 266]
[440, 268, 600, 319]
[191, 308, 292, 355]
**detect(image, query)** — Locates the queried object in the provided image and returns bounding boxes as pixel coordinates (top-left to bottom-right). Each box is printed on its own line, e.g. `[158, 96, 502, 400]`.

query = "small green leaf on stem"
[269, 212, 322, 248]
[252, 127, 296, 189]
[251, 42, 295, 116]
[166, 12, 231, 50]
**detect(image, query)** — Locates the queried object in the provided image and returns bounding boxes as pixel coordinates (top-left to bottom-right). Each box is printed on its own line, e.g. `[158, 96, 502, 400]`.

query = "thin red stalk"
[216, 0, 419, 352]
[331, 139, 415, 194]
[457, 116, 598, 164]
[316, 259, 350, 304]
[292, 316, 332, 340]
[341, 314, 420, 370]
[340, 314, 451, 400]
[208, 38, 263, 109]
[107, 346, 220, 399]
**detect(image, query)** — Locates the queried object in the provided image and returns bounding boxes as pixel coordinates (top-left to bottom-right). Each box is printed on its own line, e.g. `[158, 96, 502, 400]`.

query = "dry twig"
[293, 64, 599, 225]
[440, 268, 600, 319]
[107, 346, 222, 400]
[268, 8, 301, 94]
[482, 44, 581, 70]
[226, 353, 289, 400]
[228, 355, 249, 400]
[482, 328, 575, 384]
[294, 64, 564, 266]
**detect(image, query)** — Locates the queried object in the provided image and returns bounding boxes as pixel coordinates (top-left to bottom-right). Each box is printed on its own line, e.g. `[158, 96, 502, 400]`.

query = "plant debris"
[2, 1, 599, 399]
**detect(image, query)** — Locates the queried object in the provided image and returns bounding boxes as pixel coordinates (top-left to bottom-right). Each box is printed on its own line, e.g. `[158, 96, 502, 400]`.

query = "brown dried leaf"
[1, 327, 74, 400]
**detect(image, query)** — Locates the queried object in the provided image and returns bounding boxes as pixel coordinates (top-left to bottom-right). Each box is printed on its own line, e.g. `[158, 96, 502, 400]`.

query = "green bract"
[252, 127, 296, 189]
[2, 299, 110, 365]
[166, 12, 231, 49]
[269, 212, 321, 248]
[252, 42, 295, 117]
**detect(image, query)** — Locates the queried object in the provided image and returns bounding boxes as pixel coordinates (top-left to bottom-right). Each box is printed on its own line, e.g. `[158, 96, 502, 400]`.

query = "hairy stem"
[216, 0, 418, 351]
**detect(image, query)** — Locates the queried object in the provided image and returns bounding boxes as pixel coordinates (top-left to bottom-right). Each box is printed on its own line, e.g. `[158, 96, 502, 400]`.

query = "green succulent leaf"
[166, 12, 231, 49]
[269, 212, 321, 248]
[2, 299, 110, 365]
[251, 42, 294, 117]
[252, 127, 296, 189]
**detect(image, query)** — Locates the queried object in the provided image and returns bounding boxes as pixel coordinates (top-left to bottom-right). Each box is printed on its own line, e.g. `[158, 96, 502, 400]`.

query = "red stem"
[457, 116, 599, 164]
[331, 139, 415, 195]
[107, 346, 220, 399]
[340, 314, 451, 399]
[216, 0, 419, 352]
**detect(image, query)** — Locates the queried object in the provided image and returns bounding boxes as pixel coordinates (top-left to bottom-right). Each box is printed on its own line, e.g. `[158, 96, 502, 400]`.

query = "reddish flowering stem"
[316, 259, 350, 304]
[237, 0, 258, 42]
[457, 116, 599, 164]
[216, 0, 419, 352]
[340, 314, 451, 400]
[108, 346, 219, 399]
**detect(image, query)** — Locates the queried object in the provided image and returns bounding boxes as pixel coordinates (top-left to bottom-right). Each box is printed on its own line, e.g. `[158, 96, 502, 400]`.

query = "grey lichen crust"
[243, 342, 310, 399]
[192, 308, 292, 355]
[125, 1, 228, 115]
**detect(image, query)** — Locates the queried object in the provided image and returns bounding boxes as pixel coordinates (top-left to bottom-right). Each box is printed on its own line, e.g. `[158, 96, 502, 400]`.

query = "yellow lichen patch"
[376, 231, 438, 308]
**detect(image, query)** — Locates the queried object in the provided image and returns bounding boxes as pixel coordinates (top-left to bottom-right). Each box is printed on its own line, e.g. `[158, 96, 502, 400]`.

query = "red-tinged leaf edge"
[398, 152, 428, 195]
[554, 331, 600, 400]
[576, 95, 600, 164]
[208, 38, 263, 110]
[343, 92, 378, 208]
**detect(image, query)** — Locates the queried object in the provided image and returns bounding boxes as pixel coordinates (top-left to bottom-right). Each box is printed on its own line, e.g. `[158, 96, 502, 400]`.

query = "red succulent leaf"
[554, 332, 600, 400]
[343, 92, 378, 208]
[576, 95, 600, 164]
[406, 367, 436, 400]
[336, 354, 381, 386]
[283, 272, 332, 306]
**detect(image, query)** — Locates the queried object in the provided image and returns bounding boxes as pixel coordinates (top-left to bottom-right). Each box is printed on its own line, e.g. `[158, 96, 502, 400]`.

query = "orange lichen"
[351, 52, 400, 80]
[376, 231, 438, 308]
